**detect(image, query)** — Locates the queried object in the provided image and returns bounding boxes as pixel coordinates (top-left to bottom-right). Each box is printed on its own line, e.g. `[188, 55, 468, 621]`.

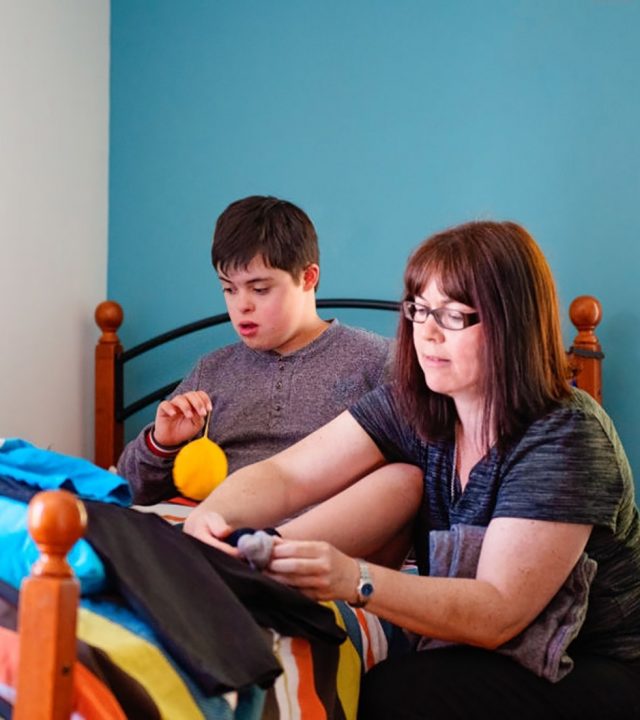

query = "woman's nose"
[418, 314, 443, 341]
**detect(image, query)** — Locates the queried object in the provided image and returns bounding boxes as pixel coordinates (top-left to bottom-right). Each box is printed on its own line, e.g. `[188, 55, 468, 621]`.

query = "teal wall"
[109, 1, 640, 482]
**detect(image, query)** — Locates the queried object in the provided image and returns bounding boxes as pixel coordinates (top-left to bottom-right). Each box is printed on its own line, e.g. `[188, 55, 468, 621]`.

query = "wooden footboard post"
[568, 295, 603, 405]
[15, 490, 87, 720]
[95, 300, 124, 468]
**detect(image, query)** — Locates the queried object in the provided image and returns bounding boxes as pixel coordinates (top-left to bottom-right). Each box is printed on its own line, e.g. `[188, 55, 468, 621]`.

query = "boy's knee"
[390, 463, 424, 505]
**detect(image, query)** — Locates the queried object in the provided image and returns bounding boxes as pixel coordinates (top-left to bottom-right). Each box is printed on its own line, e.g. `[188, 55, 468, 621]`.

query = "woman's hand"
[267, 539, 360, 602]
[153, 390, 212, 446]
[183, 508, 239, 557]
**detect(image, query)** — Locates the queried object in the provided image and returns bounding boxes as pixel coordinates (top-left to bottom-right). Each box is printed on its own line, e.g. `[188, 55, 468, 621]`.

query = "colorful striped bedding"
[0, 585, 390, 719]
[265, 602, 391, 720]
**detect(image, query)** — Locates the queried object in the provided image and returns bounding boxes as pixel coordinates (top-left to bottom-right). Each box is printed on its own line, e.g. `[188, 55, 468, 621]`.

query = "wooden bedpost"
[95, 300, 124, 468]
[568, 295, 603, 405]
[15, 490, 87, 720]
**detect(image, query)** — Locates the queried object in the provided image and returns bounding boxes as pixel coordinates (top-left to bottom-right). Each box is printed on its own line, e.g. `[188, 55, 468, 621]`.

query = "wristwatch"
[348, 559, 375, 608]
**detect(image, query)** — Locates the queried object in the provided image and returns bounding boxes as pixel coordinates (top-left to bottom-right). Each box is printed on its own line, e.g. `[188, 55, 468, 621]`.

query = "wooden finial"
[95, 300, 124, 343]
[569, 295, 602, 338]
[567, 295, 603, 405]
[28, 490, 87, 579]
[15, 490, 87, 720]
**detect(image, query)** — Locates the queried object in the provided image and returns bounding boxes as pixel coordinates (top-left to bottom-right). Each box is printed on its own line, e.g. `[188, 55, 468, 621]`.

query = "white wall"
[0, 0, 110, 459]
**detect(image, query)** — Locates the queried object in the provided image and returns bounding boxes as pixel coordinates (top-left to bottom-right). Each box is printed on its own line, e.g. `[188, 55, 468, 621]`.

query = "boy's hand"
[153, 390, 213, 446]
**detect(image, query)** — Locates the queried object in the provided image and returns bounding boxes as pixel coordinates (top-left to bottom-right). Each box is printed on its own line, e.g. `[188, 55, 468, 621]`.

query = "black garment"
[83, 500, 345, 693]
[0, 697, 12, 719]
[0, 477, 345, 695]
[0, 475, 39, 503]
[358, 646, 640, 720]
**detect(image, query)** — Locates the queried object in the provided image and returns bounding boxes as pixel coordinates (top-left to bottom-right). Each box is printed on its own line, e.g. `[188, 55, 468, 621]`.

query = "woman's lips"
[422, 355, 449, 366]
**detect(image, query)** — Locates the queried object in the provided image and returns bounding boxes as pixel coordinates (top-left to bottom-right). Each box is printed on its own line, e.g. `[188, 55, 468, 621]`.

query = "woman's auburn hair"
[394, 220, 571, 451]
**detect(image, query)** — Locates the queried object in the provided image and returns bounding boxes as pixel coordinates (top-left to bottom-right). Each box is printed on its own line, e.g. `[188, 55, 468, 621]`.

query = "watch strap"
[348, 559, 374, 608]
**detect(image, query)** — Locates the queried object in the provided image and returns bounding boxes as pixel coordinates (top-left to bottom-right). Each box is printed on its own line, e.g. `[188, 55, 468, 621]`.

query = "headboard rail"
[94, 296, 603, 469]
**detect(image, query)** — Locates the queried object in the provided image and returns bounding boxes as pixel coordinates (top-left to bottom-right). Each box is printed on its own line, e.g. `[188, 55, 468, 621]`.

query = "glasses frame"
[402, 300, 480, 331]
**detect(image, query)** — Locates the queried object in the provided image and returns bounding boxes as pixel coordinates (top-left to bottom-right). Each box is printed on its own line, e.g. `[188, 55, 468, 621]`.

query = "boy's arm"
[117, 428, 180, 504]
[117, 361, 207, 505]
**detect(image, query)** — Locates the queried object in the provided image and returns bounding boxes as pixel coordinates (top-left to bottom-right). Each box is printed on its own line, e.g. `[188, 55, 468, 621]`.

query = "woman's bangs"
[405, 245, 474, 307]
[438, 256, 475, 307]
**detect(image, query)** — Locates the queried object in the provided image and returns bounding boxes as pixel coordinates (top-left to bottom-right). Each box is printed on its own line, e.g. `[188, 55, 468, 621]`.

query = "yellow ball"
[172, 437, 228, 501]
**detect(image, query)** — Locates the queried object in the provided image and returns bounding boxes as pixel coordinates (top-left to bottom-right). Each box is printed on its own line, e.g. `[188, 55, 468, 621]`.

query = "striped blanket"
[0, 583, 391, 719]
[265, 601, 391, 720]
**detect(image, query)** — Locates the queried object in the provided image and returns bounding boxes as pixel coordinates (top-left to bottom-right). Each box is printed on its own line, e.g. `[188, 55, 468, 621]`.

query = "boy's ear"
[302, 264, 320, 291]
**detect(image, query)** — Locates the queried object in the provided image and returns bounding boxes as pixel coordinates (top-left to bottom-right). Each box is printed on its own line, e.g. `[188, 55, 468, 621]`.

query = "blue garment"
[0, 438, 128, 594]
[0, 495, 105, 593]
[0, 438, 131, 505]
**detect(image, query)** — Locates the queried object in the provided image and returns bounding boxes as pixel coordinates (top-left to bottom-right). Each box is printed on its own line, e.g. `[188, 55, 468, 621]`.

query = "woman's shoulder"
[528, 388, 612, 430]
[516, 388, 631, 479]
[546, 388, 621, 444]
[350, 383, 426, 457]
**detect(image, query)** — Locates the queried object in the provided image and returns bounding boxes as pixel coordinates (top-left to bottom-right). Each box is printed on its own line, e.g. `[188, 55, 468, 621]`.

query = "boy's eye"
[253, 287, 270, 295]
[221, 286, 235, 294]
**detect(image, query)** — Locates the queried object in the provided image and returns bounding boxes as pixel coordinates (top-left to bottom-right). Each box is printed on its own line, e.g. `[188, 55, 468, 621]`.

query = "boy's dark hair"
[394, 220, 571, 452]
[212, 196, 319, 285]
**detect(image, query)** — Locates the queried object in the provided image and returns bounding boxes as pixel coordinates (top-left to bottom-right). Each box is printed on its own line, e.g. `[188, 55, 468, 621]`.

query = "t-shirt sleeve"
[349, 384, 424, 466]
[493, 405, 627, 531]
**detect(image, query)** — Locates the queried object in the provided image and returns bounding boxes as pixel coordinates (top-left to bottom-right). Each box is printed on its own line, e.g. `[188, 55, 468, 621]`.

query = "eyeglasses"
[402, 300, 480, 331]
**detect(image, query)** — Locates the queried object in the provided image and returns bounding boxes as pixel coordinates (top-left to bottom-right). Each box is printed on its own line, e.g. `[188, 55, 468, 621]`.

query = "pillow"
[417, 523, 597, 682]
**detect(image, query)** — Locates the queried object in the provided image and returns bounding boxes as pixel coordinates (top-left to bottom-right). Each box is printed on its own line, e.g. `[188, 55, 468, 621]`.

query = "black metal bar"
[567, 346, 605, 360]
[121, 311, 231, 363]
[316, 298, 400, 312]
[116, 298, 400, 421]
[121, 299, 400, 363]
[120, 380, 181, 421]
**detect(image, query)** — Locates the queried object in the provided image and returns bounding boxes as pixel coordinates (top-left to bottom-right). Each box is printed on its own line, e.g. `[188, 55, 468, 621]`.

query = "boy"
[118, 195, 392, 504]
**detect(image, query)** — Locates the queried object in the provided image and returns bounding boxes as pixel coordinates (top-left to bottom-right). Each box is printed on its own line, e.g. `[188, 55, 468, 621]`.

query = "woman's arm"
[268, 517, 592, 648]
[183, 410, 388, 545]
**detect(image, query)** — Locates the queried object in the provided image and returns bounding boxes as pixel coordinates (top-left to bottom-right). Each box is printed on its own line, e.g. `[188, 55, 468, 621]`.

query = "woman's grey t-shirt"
[350, 384, 640, 661]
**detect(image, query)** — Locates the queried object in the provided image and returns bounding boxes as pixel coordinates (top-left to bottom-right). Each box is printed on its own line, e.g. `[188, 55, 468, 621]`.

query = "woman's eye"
[443, 310, 465, 326]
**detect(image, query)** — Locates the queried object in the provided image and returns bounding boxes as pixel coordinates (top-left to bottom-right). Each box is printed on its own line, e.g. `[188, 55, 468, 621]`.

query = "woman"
[185, 221, 640, 718]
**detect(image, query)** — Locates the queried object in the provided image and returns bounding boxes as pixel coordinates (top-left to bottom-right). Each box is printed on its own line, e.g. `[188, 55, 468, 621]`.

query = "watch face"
[361, 581, 374, 598]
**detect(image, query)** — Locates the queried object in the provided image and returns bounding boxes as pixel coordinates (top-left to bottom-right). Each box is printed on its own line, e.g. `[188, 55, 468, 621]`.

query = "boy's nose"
[237, 292, 255, 313]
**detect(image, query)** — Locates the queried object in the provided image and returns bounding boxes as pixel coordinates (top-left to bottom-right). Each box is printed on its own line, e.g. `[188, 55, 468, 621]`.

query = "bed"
[92, 295, 603, 470]
[3, 294, 603, 719]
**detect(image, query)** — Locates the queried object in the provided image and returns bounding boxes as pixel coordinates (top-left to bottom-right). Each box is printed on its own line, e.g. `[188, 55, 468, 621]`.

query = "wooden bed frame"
[8, 294, 604, 717]
[15, 490, 86, 720]
[93, 294, 604, 469]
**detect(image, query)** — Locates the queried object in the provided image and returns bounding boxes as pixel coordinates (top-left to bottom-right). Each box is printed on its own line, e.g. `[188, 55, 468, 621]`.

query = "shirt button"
[275, 404, 281, 411]
[276, 381, 282, 390]
[279, 365, 285, 372]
